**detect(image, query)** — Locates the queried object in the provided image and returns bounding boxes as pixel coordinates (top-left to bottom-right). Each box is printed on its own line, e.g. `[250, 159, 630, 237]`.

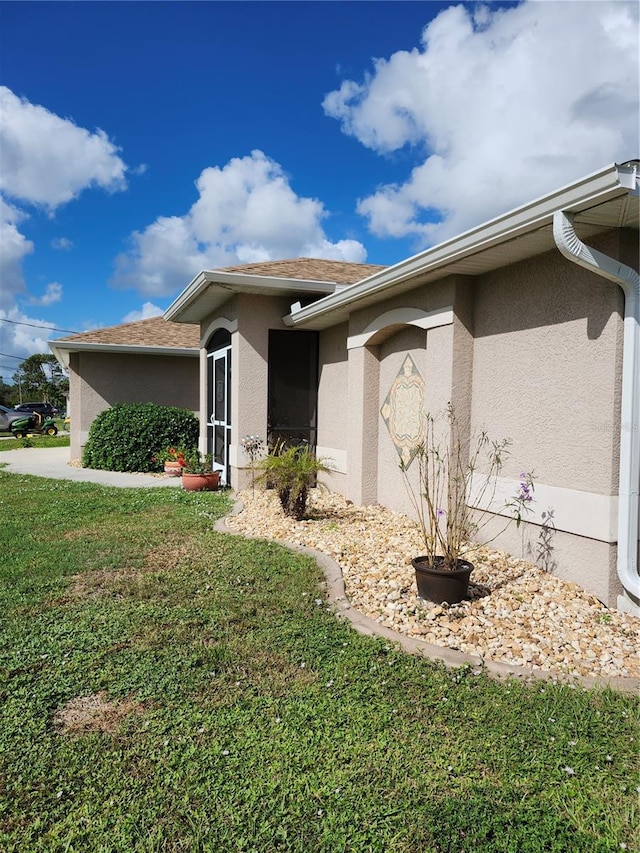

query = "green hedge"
[82, 403, 199, 473]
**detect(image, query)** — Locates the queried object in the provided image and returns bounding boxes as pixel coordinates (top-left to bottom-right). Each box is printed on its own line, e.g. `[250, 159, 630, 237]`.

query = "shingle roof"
[219, 257, 386, 284]
[53, 316, 199, 348]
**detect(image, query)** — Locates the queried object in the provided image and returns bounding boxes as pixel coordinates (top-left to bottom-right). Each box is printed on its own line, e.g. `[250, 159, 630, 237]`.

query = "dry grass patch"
[63, 527, 103, 541]
[143, 539, 205, 572]
[64, 540, 206, 601]
[65, 567, 144, 600]
[53, 692, 145, 735]
[232, 649, 320, 692]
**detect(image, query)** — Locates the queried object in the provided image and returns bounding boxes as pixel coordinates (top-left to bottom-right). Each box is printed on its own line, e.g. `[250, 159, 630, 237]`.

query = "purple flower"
[517, 482, 533, 503]
[437, 508, 445, 518]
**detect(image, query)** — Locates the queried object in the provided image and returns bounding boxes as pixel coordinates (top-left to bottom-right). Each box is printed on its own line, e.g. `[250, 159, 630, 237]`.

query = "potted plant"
[181, 450, 220, 491]
[400, 404, 534, 604]
[256, 443, 332, 520]
[155, 446, 188, 476]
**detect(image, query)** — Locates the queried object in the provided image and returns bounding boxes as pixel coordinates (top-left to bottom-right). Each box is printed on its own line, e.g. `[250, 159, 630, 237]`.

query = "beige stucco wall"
[333, 240, 635, 606]
[470, 509, 622, 605]
[68, 351, 199, 458]
[376, 326, 429, 519]
[200, 293, 299, 490]
[466, 236, 633, 605]
[68, 353, 82, 458]
[189, 227, 636, 606]
[317, 323, 348, 488]
[344, 276, 460, 506]
[470, 248, 623, 492]
[344, 276, 473, 509]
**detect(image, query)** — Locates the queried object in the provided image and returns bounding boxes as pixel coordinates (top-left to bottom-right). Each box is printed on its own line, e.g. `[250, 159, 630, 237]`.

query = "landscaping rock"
[227, 489, 640, 679]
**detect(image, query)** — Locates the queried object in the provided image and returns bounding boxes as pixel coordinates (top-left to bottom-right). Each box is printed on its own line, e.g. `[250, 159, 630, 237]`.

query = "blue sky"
[0, 0, 638, 380]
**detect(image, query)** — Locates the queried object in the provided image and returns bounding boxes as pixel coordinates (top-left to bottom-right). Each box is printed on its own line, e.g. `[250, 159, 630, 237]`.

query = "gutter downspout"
[553, 208, 640, 611]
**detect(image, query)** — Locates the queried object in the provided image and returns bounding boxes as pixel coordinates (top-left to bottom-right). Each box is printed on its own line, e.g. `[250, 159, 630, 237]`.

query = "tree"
[0, 377, 15, 407]
[12, 354, 69, 410]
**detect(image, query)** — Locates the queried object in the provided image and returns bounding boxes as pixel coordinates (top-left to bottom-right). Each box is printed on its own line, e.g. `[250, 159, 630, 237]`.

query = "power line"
[0, 352, 62, 374]
[0, 317, 80, 335]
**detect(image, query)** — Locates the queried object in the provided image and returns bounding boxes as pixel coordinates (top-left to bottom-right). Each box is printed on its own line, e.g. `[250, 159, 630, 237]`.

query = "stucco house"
[164, 161, 639, 616]
[49, 316, 200, 459]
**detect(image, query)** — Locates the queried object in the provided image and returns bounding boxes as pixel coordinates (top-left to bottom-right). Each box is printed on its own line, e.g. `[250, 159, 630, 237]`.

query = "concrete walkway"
[0, 446, 182, 488]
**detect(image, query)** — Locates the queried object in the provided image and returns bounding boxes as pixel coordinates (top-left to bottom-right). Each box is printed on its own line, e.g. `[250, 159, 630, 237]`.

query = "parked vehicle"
[10, 412, 58, 438]
[0, 405, 28, 433]
[13, 402, 59, 417]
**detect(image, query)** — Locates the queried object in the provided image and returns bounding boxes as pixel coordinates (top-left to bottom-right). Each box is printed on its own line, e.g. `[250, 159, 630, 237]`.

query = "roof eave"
[285, 160, 638, 330]
[164, 269, 340, 324]
[49, 340, 199, 369]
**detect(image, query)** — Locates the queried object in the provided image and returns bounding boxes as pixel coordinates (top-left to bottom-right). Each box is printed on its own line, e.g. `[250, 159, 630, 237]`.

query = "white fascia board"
[203, 271, 342, 291]
[165, 269, 339, 322]
[48, 342, 70, 370]
[49, 340, 199, 368]
[164, 271, 211, 322]
[286, 162, 631, 330]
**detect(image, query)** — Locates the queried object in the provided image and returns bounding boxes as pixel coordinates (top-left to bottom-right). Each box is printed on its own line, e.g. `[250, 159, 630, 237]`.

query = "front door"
[268, 330, 318, 449]
[207, 330, 231, 485]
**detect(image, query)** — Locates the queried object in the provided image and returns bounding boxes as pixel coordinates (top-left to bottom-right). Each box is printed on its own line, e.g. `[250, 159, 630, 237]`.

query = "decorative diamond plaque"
[380, 354, 425, 467]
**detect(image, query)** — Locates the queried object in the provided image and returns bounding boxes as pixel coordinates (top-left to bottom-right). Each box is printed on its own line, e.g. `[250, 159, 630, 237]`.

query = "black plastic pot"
[412, 556, 474, 604]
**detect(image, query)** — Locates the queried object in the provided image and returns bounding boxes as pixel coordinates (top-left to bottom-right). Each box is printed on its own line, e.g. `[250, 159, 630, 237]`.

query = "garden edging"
[215, 497, 639, 696]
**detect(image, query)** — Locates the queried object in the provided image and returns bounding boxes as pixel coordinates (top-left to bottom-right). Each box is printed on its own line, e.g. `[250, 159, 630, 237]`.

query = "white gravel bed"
[227, 488, 640, 679]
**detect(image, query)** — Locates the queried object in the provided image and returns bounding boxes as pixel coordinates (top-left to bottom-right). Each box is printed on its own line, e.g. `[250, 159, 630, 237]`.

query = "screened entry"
[207, 329, 231, 485]
[268, 330, 318, 449]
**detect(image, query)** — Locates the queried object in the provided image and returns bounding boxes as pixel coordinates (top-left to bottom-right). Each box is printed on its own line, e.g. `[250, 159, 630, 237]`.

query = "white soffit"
[285, 162, 638, 331]
[165, 270, 338, 324]
[49, 341, 198, 369]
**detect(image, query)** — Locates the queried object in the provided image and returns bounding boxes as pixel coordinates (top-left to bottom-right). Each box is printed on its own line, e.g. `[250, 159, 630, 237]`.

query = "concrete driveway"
[0, 446, 182, 488]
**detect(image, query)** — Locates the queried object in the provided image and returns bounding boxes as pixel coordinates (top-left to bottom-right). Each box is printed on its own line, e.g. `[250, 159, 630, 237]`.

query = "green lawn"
[0, 434, 70, 451]
[1, 473, 638, 853]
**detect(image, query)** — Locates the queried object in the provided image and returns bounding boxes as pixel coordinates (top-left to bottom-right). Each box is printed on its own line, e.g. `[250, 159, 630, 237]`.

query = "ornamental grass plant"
[256, 443, 333, 520]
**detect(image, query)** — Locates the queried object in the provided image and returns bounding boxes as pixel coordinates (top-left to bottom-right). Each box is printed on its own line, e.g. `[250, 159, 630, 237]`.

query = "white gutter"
[287, 161, 634, 329]
[553, 204, 640, 609]
[165, 269, 339, 322]
[49, 341, 198, 369]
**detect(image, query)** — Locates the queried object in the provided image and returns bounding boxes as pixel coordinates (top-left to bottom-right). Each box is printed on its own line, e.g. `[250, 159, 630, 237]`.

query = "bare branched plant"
[400, 404, 534, 569]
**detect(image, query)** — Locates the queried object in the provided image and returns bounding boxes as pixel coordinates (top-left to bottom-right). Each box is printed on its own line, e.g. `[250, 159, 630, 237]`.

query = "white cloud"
[0, 193, 58, 361]
[0, 196, 33, 309]
[30, 282, 63, 307]
[0, 89, 129, 364]
[323, 1, 639, 245]
[0, 308, 56, 364]
[0, 86, 127, 209]
[112, 215, 213, 297]
[51, 237, 74, 251]
[122, 302, 164, 323]
[112, 150, 367, 297]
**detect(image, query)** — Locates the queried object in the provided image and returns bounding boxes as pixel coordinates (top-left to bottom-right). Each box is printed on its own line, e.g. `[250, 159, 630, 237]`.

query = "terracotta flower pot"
[164, 461, 183, 476]
[411, 556, 474, 604]
[181, 471, 221, 491]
